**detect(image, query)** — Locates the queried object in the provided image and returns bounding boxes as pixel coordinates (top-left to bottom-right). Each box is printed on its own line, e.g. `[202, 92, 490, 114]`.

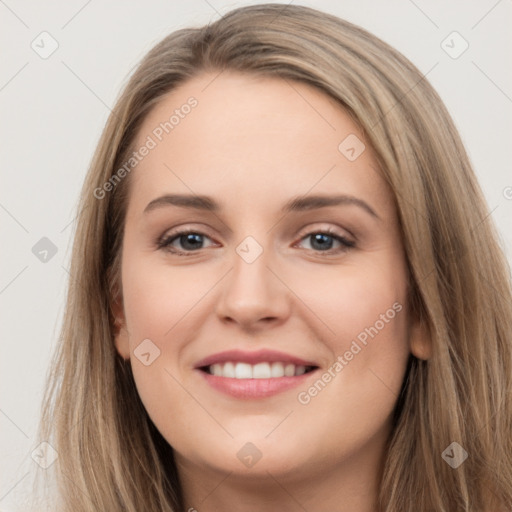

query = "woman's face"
[114, 71, 428, 486]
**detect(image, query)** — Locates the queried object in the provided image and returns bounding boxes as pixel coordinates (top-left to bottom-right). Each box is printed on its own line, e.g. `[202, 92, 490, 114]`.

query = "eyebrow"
[143, 193, 380, 220]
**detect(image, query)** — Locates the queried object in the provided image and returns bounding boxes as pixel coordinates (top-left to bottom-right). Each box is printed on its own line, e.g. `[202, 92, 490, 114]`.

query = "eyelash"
[156, 227, 356, 257]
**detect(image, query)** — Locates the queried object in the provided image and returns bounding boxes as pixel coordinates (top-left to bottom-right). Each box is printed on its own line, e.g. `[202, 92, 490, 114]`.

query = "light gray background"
[1, 1, 511, 509]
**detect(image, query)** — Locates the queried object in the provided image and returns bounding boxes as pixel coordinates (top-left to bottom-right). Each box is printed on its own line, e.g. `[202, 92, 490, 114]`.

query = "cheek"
[122, 256, 212, 343]
[289, 259, 408, 352]
[120, 258, 220, 437]
[291, 262, 410, 415]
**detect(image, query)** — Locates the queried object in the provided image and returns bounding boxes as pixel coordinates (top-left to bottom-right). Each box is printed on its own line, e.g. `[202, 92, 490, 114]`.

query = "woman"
[36, 3, 512, 511]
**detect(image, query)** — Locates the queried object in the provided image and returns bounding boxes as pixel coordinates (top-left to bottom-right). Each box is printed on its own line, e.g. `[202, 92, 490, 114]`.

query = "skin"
[113, 71, 431, 512]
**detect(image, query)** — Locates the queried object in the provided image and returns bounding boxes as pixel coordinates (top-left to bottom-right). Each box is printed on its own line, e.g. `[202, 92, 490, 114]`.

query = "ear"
[409, 313, 432, 360]
[112, 294, 130, 360]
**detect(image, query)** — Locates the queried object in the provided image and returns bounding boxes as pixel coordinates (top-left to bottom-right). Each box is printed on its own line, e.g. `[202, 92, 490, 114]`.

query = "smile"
[201, 361, 316, 378]
[194, 348, 320, 399]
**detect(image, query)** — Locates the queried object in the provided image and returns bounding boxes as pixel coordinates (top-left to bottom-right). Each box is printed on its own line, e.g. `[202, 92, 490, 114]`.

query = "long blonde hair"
[36, 4, 512, 511]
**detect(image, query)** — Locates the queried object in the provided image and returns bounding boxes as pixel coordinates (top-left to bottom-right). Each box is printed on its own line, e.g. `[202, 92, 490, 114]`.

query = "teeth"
[284, 363, 295, 377]
[253, 362, 271, 378]
[235, 363, 252, 379]
[223, 362, 235, 378]
[206, 362, 311, 378]
[270, 362, 284, 378]
[211, 364, 223, 377]
[295, 365, 306, 376]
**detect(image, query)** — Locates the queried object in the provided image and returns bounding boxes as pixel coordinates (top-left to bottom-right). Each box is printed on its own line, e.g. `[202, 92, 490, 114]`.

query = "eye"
[156, 227, 355, 256]
[157, 229, 216, 255]
[295, 228, 355, 255]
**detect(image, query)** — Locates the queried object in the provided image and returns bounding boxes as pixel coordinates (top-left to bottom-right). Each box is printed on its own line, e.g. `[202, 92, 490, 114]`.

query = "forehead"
[127, 71, 394, 218]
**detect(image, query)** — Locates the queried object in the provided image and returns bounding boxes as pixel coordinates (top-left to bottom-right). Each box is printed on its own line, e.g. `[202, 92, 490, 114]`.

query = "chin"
[177, 435, 309, 478]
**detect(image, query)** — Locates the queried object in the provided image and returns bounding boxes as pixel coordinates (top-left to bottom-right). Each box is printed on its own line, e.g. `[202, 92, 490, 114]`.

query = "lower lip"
[196, 369, 318, 399]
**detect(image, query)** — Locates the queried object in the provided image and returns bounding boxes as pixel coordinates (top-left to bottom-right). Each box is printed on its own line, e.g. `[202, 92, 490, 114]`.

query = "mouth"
[194, 349, 320, 399]
[198, 361, 318, 378]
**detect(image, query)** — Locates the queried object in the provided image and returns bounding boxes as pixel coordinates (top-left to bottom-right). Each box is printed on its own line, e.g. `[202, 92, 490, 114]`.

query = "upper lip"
[194, 349, 319, 369]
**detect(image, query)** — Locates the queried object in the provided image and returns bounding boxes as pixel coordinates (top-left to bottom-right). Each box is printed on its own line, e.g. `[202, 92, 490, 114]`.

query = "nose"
[215, 244, 292, 331]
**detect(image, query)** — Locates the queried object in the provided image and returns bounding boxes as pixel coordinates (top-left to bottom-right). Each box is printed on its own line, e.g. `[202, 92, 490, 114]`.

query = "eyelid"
[295, 222, 353, 241]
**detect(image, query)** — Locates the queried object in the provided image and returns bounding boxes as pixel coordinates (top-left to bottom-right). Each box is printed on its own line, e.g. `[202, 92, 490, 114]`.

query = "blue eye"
[297, 231, 355, 253]
[157, 230, 215, 254]
[157, 228, 355, 256]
